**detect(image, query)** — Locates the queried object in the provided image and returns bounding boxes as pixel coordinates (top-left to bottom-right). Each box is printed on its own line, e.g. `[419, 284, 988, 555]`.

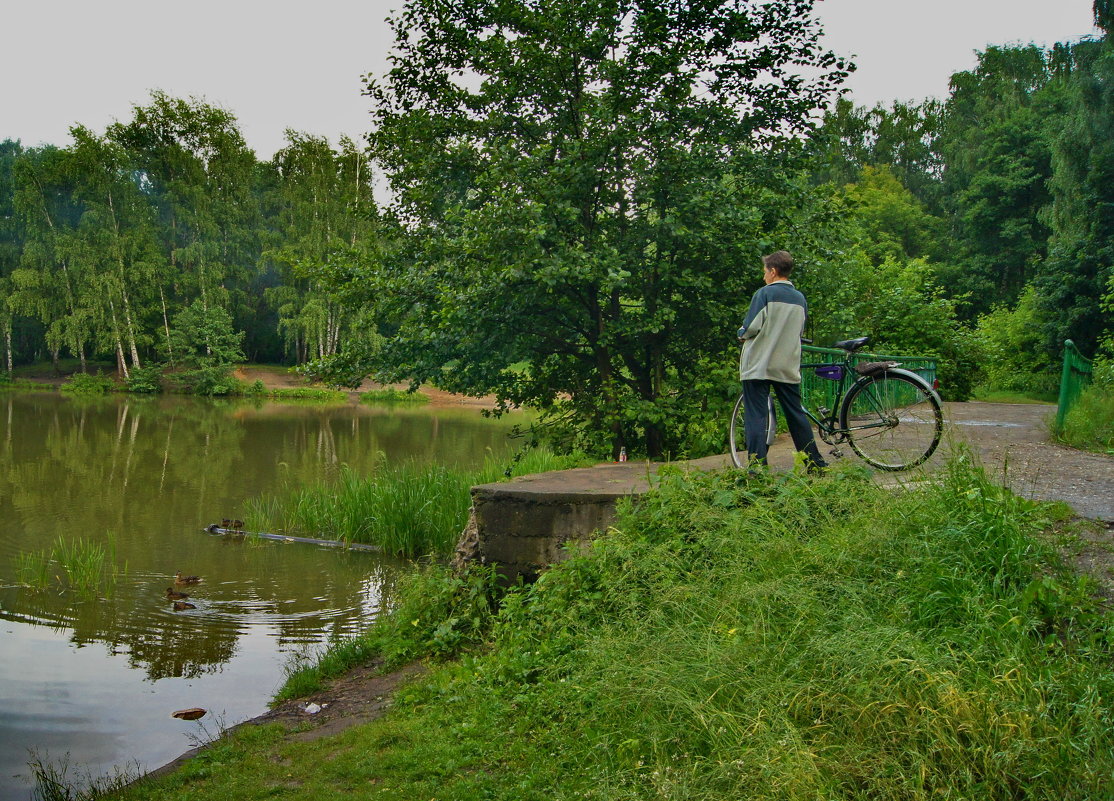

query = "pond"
[0, 391, 519, 797]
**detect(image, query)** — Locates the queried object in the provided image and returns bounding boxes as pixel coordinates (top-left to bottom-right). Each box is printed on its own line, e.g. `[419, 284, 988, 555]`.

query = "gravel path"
[940, 402, 1114, 523]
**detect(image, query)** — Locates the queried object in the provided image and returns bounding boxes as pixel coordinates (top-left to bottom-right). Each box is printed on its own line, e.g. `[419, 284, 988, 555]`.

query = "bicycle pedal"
[829, 448, 843, 458]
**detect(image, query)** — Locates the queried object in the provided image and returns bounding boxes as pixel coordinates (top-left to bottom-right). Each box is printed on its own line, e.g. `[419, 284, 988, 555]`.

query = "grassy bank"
[243, 448, 591, 557]
[120, 456, 1113, 800]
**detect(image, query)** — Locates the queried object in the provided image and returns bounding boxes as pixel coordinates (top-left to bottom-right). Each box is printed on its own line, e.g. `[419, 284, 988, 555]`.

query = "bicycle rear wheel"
[729, 391, 777, 468]
[839, 370, 942, 471]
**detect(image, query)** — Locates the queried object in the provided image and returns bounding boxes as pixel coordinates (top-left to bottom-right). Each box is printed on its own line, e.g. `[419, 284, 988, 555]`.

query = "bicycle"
[729, 336, 944, 471]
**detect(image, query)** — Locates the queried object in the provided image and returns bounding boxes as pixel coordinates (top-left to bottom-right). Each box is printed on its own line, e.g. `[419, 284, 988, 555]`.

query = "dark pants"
[742, 379, 826, 467]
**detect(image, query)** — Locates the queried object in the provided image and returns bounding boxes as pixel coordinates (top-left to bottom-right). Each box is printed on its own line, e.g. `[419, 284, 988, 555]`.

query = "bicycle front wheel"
[729, 391, 776, 468]
[839, 370, 942, 471]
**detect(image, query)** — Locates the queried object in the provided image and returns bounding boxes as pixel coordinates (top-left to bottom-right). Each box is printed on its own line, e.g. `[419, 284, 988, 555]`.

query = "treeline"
[2, 1, 1111, 458]
[0, 91, 381, 378]
[813, 25, 1114, 396]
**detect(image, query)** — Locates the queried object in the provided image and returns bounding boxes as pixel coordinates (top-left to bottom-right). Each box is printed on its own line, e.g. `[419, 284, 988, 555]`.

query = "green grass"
[243, 447, 590, 557]
[122, 455, 1114, 800]
[0, 377, 56, 392]
[14, 535, 126, 598]
[1058, 384, 1114, 454]
[360, 388, 431, 405]
[265, 386, 349, 402]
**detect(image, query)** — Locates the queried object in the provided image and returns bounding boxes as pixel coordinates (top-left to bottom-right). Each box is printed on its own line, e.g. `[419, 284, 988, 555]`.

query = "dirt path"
[233, 366, 500, 409]
[941, 402, 1114, 523]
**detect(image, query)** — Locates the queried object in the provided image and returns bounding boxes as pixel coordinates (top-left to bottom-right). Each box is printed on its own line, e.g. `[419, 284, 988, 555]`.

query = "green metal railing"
[800, 344, 938, 413]
[1054, 340, 1093, 432]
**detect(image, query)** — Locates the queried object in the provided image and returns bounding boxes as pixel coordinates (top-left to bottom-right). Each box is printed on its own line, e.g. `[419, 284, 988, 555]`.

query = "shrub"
[60, 371, 116, 395]
[1059, 383, 1114, 453]
[125, 364, 164, 394]
[973, 287, 1059, 398]
[175, 367, 243, 396]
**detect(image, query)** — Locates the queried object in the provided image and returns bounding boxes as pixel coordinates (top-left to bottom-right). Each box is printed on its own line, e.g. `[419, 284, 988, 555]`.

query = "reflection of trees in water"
[0, 547, 400, 682]
[0, 393, 488, 684]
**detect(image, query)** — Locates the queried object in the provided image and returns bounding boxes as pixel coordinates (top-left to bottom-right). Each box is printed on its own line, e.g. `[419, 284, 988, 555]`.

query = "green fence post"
[1055, 340, 1074, 433]
[1055, 340, 1094, 434]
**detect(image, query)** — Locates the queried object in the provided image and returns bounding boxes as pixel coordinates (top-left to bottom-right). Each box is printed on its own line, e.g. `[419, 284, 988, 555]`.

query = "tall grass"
[244, 447, 589, 556]
[360, 388, 430, 405]
[15, 535, 126, 598]
[1058, 383, 1114, 453]
[27, 750, 140, 801]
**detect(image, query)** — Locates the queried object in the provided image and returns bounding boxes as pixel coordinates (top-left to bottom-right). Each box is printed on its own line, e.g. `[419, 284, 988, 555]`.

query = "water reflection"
[0, 392, 517, 795]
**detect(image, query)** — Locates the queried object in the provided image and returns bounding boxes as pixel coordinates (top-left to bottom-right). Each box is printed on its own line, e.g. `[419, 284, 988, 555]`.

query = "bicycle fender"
[877, 367, 942, 404]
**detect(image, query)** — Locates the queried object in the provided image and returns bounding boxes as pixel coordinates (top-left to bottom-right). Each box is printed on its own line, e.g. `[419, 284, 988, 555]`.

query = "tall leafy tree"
[938, 45, 1059, 317]
[350, 0, 847, 457]
[264, 132, 380, 364]
[0, 140, 22, 373]
[1035, 31, 1114, 358]
[107, 92, 261, 361]
[10, 145, 93, 371]
[65, 125, 160, 377]
[813, 99, 945, 211]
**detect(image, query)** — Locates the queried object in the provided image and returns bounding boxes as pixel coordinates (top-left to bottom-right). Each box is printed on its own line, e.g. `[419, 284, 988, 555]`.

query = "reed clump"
[244, 447, 588, 556]
[15, 534, 126, 598]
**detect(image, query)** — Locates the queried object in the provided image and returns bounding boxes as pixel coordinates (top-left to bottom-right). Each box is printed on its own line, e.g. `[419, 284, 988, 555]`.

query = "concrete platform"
[454, 401, 1114, 583]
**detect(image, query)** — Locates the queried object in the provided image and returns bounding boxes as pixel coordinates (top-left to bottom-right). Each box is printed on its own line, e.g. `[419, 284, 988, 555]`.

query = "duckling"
[165, 587, 190, 600]
[231, 520, 244, 530]
[221, 518, 233, 528]
[175, 571, 202, 585]
[172, 601, 196, 611]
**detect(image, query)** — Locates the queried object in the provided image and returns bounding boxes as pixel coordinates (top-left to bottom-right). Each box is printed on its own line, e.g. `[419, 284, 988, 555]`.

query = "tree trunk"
[4, 320, 12, 375]
[160, 286, 174, 363]
[108, 299, 130, 380]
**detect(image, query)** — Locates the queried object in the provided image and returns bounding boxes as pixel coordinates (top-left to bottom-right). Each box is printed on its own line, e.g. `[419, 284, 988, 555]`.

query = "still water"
[0, 391, 518, 797]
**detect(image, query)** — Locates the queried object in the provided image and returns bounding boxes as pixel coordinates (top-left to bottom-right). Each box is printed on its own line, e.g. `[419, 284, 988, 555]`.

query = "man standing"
[737, 250, 827, 472]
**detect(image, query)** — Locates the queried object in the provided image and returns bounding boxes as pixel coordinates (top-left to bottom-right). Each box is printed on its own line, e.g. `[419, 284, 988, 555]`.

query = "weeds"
[14, 535, 126, 598]
[27, 750, 140, 801]
[264, 387, 348, 402]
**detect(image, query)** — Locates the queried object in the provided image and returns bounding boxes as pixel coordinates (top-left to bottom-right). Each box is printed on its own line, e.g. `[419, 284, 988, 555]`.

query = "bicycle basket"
[814, 365, 844, 381]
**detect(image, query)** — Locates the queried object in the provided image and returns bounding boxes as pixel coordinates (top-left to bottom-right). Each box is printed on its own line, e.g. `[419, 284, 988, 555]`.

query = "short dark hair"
[762, 250, 794, 277]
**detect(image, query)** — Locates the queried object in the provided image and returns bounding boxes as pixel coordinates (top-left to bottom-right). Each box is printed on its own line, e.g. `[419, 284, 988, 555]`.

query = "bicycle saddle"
[833, 336, 871, 352]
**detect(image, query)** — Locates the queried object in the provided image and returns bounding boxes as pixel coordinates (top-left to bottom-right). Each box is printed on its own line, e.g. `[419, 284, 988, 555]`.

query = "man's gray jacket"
[738, 280, 807, 383]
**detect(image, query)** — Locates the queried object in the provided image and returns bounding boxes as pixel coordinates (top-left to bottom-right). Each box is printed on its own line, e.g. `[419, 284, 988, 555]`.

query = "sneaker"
[806, 460, 828, 476]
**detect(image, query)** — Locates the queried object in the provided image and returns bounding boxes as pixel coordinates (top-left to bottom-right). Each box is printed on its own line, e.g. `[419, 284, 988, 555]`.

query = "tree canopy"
[341, 0, 848, 457]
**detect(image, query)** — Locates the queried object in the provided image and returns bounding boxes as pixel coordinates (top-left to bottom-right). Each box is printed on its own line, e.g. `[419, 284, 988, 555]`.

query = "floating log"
[202, 525, 381, 552]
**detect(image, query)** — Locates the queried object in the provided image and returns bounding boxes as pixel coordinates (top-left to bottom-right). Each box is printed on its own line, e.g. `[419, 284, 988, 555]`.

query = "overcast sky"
[0, 0, 1100, 159]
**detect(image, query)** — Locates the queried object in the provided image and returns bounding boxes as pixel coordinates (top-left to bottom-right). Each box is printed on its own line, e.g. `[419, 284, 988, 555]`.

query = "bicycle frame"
[800, 357, 908, 442]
